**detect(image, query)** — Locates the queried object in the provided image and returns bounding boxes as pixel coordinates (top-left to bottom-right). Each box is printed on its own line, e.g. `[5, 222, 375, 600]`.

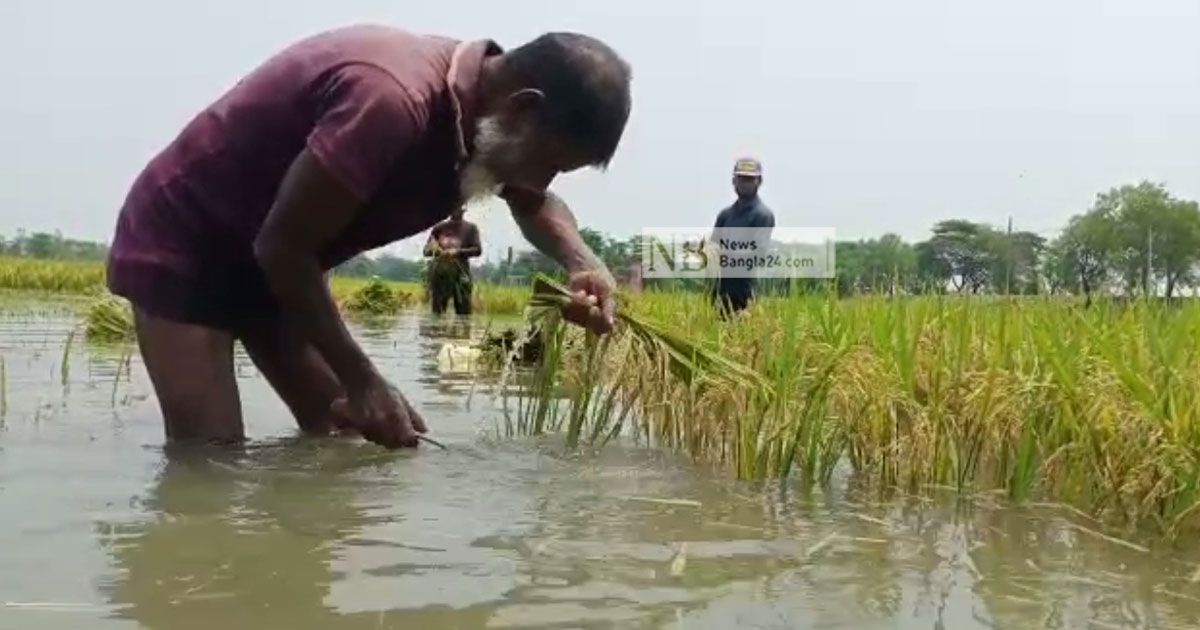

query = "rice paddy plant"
[0, 257, 528, 320]
[329, 277, 422, 304]
[341, 278, 416, 316]
[501, 306, 572, 439]
[61, 328, 75, 387]
[333, 276, 526, 317]
[472, 284, 529, 316]
[111, 347, 134, 407]
[84, 295, 135, 343]
[0, 257, 106, 294]
[499, 275, 766, 450]
[8, 254, 1200, 534]
[501, 284, 1200, 537]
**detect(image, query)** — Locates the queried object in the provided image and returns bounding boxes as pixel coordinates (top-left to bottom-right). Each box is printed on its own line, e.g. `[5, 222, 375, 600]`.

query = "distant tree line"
[330, 227, 641, 286]
[0, 230, 109, 261]
[333, 253, 427, 282]
[829, 180, 1200, 300]
[456, 180, 1198, 300]
[6, 181, 1197, 300]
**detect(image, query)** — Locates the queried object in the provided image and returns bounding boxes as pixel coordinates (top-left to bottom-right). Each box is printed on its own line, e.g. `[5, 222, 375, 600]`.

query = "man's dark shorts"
[429, 270, 473, 316]
[107, 258, 281, 332]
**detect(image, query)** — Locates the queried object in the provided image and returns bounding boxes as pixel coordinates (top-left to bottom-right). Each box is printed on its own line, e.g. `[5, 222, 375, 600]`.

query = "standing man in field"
[710, 158, 776, 315]
[106, 24, 631, 449]
[422, 207, 482, 316]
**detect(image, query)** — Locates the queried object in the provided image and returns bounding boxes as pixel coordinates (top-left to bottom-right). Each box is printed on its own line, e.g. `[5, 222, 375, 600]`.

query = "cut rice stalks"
[84, 295, 135, 343]
[497, 274, 770, 451]
[528, 274, 770, 392]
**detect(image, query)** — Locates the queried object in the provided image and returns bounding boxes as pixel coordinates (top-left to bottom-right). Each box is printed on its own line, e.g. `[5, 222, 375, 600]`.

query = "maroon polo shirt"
[106, 24, 501, 328]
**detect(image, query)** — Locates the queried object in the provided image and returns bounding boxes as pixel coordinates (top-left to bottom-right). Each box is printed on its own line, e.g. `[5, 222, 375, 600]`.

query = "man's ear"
[507, 88, 545, 114]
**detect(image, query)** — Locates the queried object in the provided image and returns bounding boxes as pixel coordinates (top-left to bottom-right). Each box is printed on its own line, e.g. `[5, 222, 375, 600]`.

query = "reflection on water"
[97, 444, 369, 628]
[2, 307, 1200, 629]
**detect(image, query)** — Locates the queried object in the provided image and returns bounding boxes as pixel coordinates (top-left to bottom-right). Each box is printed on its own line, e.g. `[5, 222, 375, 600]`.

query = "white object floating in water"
[669, 543, 689, 577]
[4, 602, 109, 612]
[1070, 523, 1150, 554]
[437, 342, 482, 373]
[625, 496, 702, 508]
[804, 533, 839, 559]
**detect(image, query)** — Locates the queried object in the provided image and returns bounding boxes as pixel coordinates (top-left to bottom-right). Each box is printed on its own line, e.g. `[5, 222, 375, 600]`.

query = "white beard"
[458, 116, 506, 205]
[458, 160, 499, 206]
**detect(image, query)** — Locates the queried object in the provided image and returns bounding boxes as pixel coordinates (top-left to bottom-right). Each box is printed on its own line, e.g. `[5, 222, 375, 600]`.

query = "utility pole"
[505, 246, 514, 286]
[1146, 228, 1154, 299]
[1006, 216, 1013, 295]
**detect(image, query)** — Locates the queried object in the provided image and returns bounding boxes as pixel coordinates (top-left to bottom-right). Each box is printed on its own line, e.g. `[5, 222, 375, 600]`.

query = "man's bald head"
[497, 32, 632, 168]
[466, 33, 631, 196]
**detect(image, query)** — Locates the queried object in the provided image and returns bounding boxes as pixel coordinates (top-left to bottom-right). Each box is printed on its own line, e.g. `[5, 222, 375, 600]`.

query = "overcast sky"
[3, 0, 1198, 262]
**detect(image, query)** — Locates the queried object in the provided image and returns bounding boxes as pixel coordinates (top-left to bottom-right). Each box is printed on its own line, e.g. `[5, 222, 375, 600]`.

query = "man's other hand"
[331, 376, 428, 449]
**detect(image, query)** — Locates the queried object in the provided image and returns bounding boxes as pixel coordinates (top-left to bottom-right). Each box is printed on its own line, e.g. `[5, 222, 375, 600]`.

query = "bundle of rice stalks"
[394, 289, 416, 309]
[427, 248, 464, 284]
[344, 278, 406, 315]
[496, 274, 771, 451]
[529, 274, 769, 391]
[85, 295, 135, 343]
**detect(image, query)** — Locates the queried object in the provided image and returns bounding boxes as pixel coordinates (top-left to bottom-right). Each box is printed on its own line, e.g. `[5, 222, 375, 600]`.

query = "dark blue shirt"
[714, 197, 775, 231]
[713, 197, 775, 288]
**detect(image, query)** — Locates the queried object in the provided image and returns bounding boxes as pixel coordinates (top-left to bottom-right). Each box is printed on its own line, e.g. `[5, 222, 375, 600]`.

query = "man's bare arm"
[503, 185, 615, 332]
[422, 231, 439, 257]
[502, 186, 603, 273]
[253, 148, 377, 391]
[460, 225, 483, 258]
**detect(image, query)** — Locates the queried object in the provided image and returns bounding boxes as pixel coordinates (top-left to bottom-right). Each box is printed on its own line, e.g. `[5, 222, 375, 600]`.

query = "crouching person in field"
[105, 25, 631, 449]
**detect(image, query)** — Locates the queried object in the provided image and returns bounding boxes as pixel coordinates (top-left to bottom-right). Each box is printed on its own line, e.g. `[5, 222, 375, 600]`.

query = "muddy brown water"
[2, 304, 1200, 629]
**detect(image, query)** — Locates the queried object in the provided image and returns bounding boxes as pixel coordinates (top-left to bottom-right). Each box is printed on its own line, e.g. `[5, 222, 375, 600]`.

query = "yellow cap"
[733, 157, 762, 177]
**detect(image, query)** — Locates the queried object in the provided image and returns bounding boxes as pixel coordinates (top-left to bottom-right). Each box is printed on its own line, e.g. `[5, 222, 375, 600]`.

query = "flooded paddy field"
[2, 303, 1200, 629]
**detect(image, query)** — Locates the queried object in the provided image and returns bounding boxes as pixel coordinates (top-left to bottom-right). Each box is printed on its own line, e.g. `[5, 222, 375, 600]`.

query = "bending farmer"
[105, 25, 631, 449]
[423, 208, 481, 315]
